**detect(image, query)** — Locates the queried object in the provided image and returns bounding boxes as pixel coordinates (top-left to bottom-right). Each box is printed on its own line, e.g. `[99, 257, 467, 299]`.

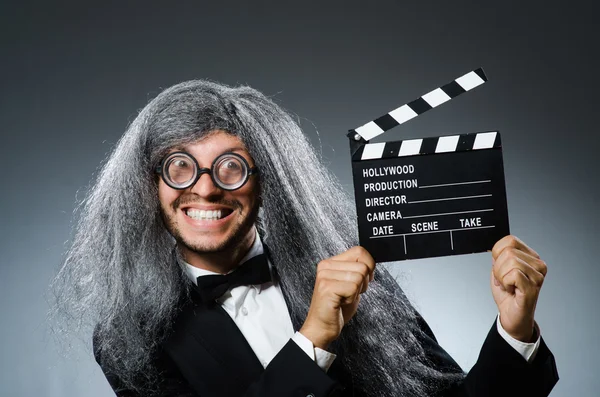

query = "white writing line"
[408, 194, 492, 204]
[369, 225, 496, 239]
[419, 180, 491, 189]
[403, 208, 494, 219]
[450, 230, 454, 250]
[403, 235, 407, 255]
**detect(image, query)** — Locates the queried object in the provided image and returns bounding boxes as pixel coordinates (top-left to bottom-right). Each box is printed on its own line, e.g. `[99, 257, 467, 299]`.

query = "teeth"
[186, 209, 223, 220]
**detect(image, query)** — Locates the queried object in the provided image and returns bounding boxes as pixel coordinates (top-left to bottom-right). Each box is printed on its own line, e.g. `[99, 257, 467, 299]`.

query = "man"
[53, 80, 558, 396]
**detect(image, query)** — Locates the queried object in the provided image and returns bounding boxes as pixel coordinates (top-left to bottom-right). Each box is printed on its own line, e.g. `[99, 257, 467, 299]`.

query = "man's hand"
[299, 246, 376, 349]
[491, 235, 548, 342]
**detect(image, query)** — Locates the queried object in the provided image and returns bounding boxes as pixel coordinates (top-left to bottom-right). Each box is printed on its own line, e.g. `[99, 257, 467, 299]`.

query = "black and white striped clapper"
[348, 68, 510, 263]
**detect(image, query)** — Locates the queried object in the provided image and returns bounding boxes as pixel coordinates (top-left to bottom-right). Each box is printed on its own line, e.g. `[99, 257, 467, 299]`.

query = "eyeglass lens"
[165, 155, 195, 186]
[214, 156, 247, 186]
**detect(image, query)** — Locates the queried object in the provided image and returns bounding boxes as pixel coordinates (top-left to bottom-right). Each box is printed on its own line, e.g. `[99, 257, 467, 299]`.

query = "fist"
[491, 235, 548, 342]
[300, 246, 376, 349]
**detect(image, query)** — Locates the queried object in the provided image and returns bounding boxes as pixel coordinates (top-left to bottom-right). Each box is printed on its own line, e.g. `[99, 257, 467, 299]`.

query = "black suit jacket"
[95, 285, 558, 397]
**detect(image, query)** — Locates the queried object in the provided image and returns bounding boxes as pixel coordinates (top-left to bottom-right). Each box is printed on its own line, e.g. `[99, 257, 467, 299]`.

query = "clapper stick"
[348, 68, 488, 144]
[347, 68, 510, 263]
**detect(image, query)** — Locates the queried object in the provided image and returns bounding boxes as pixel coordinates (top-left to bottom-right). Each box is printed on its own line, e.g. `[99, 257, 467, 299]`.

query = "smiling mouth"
[184, 208, 234, 221]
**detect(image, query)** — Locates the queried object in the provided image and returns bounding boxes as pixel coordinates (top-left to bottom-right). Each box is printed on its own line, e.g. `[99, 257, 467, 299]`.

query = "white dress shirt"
[182, 228, 541, 374]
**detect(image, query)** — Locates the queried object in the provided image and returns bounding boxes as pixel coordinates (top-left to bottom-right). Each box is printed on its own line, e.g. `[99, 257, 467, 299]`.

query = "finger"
[494, 247, 546, 284]
[318, 260, 372, 291]
[500, 268, 535, 302]
[319, 260, 372, 277]
[493, 253, 545, 289]
[492, 235, 540, 262]
[495, 246, 547, 277]
[491, 270, 505, 291]
[318, 278, 363, 305]
[329, 246, 376, 281]
[316, 268, 368, 294]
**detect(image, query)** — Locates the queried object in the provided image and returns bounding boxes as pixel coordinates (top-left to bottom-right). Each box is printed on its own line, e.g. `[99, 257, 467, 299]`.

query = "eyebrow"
[220, 146, 248, 154]
[168, 146, 248, 155]
[164, 146, 252, 167]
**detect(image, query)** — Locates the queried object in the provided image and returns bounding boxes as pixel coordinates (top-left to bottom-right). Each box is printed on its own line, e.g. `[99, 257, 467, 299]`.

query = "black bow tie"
[194, 253, 272, 303]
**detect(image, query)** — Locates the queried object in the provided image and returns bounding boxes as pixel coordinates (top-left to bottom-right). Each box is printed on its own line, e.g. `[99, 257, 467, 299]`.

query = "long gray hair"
[51, 80, 464, 395]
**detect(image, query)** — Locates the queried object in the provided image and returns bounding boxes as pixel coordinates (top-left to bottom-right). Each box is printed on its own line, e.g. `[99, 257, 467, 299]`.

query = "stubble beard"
[161, 201, 260, 255]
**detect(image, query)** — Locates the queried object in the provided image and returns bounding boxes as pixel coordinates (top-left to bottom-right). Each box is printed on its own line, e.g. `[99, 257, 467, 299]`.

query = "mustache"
[172, 194, 242, 212]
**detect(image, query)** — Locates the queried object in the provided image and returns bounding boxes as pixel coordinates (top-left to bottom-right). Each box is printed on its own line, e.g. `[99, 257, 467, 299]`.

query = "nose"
[189, 173, 222, 199]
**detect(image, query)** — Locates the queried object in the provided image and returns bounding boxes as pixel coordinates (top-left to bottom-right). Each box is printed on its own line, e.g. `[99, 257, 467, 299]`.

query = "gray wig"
[52, 80, 464, 395]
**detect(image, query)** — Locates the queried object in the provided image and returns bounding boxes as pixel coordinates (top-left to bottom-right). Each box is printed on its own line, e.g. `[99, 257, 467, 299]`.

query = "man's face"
[157, 130, 260, 255]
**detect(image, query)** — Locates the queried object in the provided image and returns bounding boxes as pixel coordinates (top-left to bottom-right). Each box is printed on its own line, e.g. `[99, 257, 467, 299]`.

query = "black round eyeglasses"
[155, 152, 259, 191]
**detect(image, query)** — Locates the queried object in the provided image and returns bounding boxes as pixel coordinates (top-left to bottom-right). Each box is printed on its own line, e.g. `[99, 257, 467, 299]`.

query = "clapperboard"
[348, 69, 510, 263]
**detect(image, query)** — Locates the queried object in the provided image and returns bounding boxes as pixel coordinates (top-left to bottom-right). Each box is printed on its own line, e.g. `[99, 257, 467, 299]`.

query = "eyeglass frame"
[155, 151, 259, 191]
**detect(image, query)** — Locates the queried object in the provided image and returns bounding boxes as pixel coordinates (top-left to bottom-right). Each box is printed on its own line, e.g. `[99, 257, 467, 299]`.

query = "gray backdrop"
[1, 1, 598, 396]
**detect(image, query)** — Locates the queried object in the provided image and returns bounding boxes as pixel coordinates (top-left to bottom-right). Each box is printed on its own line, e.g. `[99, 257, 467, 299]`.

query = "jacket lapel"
[163, 288, 264, 396]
